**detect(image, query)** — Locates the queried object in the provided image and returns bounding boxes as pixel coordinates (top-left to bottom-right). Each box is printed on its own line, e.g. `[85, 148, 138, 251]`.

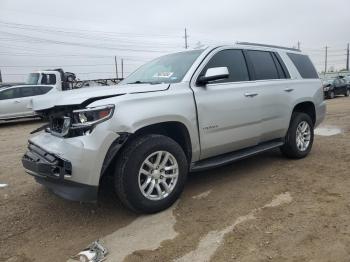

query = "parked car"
[0, 85, 57, 120]
[22, 43, 326, 213]
[323, 78, 350, 99]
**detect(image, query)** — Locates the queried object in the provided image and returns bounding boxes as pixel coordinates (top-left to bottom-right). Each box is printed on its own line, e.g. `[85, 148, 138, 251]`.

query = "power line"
[0, 31, 178, 53]
[0, 20, 183, 40]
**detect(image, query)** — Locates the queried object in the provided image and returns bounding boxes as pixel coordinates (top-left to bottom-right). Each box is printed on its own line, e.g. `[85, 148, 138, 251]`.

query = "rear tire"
[280, 112, 314, 159]
[114, 134, 188, 213]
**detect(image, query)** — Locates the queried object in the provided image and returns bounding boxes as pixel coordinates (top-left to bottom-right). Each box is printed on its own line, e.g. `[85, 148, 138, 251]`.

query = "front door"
[191, 49, 262, 159]
[0, 87, 23, 119]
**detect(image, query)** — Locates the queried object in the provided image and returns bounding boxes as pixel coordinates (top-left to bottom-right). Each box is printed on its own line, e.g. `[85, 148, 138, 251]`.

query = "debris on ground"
[71, 240, 108, 262]
[0, 184, 8, 188]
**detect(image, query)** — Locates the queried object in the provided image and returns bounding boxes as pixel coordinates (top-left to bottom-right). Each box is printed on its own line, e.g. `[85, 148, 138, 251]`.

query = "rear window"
[287, 53, 319, 79]
[246, 50, 280, 80]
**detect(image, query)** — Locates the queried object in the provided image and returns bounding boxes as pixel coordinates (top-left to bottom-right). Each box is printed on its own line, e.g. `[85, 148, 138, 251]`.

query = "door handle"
[284, 88, 294, 93]
[244, 92, 258, 98]
[14, 100, 21, 103]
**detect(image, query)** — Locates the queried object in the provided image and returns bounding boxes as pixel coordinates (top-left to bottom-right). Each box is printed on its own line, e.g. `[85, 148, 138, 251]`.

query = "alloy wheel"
[138, 151, 179, 201]
[296, 121, 311, 152]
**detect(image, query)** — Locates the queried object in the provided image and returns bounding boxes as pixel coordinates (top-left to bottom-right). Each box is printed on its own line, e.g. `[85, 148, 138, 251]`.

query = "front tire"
[345, 89, 350, 97]
[328, 91, 335, 99]
[114, 134, 188, 213]
[280, 112, 314, 159]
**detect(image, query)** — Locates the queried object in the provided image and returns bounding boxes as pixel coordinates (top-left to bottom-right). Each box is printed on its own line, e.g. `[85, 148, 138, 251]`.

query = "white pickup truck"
[0, 69, 121, 120]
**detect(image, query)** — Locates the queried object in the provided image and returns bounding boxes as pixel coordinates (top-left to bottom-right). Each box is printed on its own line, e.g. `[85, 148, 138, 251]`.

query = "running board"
[190, 140, 284, 172]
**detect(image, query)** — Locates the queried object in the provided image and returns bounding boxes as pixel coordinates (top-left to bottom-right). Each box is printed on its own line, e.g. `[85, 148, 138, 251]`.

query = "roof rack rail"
[236, 42, 301, 52]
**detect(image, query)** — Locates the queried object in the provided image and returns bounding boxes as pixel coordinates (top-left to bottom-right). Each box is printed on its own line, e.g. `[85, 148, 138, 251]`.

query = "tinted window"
[0, 88, 20, 100]
[271, 53, 290, 79]
[246, 50, 279, 80]
[18, 86, 38, 97]
[41, 74, 56, 85]
[201, 49, 249, 83]
[36, 85, 53, 95]
[287, 53, 318, 79]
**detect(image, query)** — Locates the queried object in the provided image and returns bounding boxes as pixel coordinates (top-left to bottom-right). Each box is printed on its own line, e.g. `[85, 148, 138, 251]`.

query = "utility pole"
[297, 41, 301, 50]
[121, 59, 124, 79]
[184, 28, 188, 49]
[0, 69, 2, 83]
[346, 43, 349, 72]
[324, 46, 328, 75]
[114, 56, 119, 79]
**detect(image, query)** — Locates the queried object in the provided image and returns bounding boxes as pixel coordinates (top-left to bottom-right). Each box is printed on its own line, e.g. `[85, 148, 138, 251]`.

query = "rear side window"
[287, 53, 318, 79]
[201, 49, 250, 83]
[18, 86, 38, 97]
[246, 50, 280, 80]
[36, 85, 53, 95]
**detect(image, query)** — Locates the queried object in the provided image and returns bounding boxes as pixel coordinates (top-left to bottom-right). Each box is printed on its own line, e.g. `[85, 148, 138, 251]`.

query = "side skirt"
[190, 139, 284, 172]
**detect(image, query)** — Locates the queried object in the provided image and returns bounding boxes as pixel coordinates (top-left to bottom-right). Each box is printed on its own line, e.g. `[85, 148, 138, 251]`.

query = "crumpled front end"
[22, 103, 124, 202]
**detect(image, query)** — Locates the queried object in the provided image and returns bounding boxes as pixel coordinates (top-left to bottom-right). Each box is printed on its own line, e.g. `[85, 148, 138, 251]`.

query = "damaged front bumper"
[22, 142, 98, 202]
[21, 120, 124, 202]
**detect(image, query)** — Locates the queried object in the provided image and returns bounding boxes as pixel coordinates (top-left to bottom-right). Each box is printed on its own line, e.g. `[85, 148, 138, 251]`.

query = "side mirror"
[197, 67, 229, 85]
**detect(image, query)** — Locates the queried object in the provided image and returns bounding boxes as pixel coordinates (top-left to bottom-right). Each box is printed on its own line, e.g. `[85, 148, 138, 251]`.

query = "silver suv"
[22, 42, 326, 213]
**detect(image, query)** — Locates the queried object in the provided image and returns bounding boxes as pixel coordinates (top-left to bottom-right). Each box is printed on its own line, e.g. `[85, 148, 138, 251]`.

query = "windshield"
[122, 49, 204, 84]
[26, 73, 40, 85]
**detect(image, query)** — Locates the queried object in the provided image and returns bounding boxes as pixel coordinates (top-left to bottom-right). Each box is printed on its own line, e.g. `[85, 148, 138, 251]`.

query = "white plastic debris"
[0, 184, 8, 188]
[72, 240, 108, 262]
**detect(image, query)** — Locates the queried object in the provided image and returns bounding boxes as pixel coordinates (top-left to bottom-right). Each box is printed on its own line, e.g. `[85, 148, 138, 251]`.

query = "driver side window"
[200, 49, 250, 83]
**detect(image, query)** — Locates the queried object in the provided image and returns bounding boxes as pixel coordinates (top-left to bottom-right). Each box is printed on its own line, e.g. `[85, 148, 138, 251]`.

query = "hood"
[33, 83, 169, 111]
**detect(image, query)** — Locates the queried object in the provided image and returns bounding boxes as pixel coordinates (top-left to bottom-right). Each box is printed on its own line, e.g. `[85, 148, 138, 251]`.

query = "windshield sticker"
[153, 72, 174, 78]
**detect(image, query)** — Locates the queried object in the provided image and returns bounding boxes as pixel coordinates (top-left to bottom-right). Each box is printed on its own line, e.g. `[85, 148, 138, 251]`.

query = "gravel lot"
[1, 97, 350, 262]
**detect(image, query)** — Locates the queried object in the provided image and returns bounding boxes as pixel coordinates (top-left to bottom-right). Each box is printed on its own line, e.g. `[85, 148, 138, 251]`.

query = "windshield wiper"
[126, 81, 162, 85]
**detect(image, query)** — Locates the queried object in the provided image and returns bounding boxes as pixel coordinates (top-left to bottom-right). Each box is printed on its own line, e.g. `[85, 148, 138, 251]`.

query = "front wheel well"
[132, 121, 192, 163]
[100, 121, 192, 184]
[292, 102, 316, 125]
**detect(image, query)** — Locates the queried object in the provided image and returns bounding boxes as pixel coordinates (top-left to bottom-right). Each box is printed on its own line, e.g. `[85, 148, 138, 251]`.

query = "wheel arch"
[100, 121, 193, 183]
[291, 101, 316, 125]
[132, 121, 193, 163]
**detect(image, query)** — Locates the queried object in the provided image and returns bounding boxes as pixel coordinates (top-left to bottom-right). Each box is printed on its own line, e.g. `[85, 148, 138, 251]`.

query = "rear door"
[244, 50, 292, 142]
[16, 86, 39, 116]
[190, 48, 262, 159]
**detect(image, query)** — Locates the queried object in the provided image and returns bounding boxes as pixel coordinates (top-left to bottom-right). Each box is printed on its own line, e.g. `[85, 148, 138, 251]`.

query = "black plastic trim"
[22, 142, 98, 202]
[22, 142, 72, 180]
[274, 52, 291, 79]
[34, 176, 98, 202]
[100, 132, 130, 175]
[190, 139, 284, 172]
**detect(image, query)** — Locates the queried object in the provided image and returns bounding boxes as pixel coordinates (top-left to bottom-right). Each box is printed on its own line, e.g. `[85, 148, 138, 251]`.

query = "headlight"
[71, 105, 115, 128]
[323, 86, 330, 91]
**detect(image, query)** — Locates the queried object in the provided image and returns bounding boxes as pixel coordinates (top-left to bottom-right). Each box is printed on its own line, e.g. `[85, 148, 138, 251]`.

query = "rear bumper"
[22, 142, 98, 202]
[315, 101, 326, 128]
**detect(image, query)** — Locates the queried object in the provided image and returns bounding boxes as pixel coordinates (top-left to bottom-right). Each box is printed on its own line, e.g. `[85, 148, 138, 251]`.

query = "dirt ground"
[1, 97, 350, 262]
